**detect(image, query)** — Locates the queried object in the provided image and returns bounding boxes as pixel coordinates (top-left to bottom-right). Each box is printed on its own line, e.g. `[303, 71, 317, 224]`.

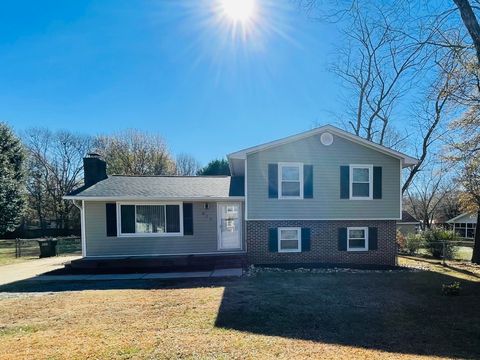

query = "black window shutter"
[373, 166, 382, 199]
[268, 228, 278, 252]
[301, 228, 311, 251]
[166, 205, 181, 233]
[120, 205, 135, 233]
[338, 227, 347, 251]
[369, 227, 378, 250]
[340, 166, 350, 199]
[268, 164, 278, 198]
[105, 203, 117, 237]
[183, 203, 194, 235]
[303, 165, 313, 199]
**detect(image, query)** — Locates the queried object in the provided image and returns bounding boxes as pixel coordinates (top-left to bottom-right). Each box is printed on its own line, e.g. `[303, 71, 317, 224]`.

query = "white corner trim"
[399, 160, 403, 220]
[73, 200, 86, 257]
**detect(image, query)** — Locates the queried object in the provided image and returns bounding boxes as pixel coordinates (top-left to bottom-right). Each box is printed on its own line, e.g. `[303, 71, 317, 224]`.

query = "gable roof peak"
[228, 124, 418, 168]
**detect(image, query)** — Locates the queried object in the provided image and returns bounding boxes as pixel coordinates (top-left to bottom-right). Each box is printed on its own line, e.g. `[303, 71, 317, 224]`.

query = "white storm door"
[217, 203, 242, 250]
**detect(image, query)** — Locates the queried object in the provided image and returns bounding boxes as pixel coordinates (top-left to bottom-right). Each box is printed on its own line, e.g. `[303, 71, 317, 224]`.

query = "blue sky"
[1, 0, 344, 164]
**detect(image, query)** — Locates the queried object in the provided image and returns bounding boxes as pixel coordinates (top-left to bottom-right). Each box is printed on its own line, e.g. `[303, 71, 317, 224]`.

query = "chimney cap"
[86, 152, 101, 158]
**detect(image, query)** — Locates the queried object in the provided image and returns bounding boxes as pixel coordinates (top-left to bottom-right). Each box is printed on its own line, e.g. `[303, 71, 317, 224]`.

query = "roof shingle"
[66, 175, 244, 199]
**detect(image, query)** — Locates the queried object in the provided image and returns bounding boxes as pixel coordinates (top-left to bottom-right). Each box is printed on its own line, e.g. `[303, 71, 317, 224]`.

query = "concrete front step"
[65, 253, 247, 274]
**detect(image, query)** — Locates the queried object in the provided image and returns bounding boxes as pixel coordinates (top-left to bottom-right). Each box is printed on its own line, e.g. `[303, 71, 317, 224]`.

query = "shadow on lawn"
[214, 270, 480, 359]
[1, 269, 479, 358]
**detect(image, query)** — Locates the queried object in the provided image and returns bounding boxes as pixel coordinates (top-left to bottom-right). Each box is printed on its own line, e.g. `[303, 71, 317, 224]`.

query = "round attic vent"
[320, 132, 334, 146]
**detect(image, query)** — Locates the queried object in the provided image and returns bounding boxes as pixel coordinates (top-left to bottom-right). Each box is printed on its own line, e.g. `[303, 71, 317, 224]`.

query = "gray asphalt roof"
[66, 175, 245, 199]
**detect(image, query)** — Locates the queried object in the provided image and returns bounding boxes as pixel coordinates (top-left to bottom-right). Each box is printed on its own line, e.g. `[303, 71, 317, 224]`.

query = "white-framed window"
[350, 165, 373, 200]
[347, 227, 369, 251]
[454, 223, 476, 239]
[278, 227, 301, 252]
[278, 162, 304, 199]
[117, 202, 183, 237]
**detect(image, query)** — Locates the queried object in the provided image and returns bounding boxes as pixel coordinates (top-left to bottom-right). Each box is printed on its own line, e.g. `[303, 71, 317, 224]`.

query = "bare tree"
[94, 129, 176, 176]
[453, 0, 480, 64]
[404, 162, 455, 230]
[402, 53, 462, 193]
[23, 128, 92, 232]
[175, 153, 201, 176]
[333, 3, 430, 145]
[301, 1, 476, 194]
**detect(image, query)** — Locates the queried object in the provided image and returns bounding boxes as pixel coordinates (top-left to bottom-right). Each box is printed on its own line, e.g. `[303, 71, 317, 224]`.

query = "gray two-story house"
[65, 125, 417, 267]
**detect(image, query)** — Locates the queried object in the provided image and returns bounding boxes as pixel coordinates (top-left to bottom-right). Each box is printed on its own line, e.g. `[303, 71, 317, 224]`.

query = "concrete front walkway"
[33, 268, 243, 281]
[0, 256, 81, 286]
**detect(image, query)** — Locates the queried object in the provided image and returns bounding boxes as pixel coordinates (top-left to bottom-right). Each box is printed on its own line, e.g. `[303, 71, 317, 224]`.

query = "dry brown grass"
[0, 288, 430, 360]
[1, 257, 479, 359]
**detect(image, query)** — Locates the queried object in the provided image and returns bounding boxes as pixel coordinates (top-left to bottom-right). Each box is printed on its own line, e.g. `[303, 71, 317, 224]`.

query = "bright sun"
[220, 0, 256, 22]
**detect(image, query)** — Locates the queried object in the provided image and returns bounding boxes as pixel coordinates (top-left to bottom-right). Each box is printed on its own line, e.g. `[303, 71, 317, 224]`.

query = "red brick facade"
[246, 220, 397, 266]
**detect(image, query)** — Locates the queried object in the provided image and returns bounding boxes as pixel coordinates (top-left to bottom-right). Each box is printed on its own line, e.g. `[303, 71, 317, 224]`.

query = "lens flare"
[220, 0, 256, 22]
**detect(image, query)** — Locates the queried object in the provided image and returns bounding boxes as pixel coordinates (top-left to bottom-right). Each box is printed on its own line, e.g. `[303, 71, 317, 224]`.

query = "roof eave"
[228, 125, 420, 167]
[63, 196, 245, 201]
[446, 212, 475, 223]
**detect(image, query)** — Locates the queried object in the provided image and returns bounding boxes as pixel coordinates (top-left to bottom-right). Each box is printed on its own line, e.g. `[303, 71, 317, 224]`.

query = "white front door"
[217, 203, 242, 250]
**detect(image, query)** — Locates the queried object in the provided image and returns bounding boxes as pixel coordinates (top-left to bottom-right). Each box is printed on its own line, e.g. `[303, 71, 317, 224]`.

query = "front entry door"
[217, 203, 242, 250]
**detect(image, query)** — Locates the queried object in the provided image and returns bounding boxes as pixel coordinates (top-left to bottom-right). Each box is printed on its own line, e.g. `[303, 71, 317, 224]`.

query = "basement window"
[278, 227, 301, 253]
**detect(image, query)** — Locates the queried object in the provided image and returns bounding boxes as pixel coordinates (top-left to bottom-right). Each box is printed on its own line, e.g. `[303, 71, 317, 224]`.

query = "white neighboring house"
[447, 212, 477, 239]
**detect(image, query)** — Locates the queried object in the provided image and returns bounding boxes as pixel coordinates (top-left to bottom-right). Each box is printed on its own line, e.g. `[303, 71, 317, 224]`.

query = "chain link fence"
[400, 240, 473, 262]
[1, 237, 81, 261]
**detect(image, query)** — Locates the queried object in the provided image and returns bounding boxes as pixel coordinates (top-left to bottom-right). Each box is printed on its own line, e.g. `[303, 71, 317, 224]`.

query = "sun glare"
[220, 0, 256, 22]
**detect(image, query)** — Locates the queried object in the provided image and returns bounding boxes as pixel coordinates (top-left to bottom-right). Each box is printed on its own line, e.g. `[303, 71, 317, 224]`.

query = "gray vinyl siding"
[84, 201, 245, 257]
[246, 133, 401, 220]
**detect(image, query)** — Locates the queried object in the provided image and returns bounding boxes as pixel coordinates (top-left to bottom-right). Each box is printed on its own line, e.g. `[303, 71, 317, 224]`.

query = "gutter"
[63, 196, 246, 201]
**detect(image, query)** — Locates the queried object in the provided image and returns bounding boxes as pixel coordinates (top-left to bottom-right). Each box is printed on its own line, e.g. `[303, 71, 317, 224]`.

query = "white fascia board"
[228, 125, 419, 168]
[63, 196, 245, 202]
[446, 212, 475, 223]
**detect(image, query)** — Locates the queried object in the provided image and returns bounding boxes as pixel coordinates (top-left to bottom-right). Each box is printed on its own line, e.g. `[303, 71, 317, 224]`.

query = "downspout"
[73, 200, 86, 257]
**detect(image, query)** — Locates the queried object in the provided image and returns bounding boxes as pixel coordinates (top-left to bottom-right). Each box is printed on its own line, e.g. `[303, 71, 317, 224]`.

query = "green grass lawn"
[415, 245, 473, 261]
[0, 238, 81, 266]
[0, 256, 479, 359]
[455, 246, 473, 261]
[0, 241, 37, 266]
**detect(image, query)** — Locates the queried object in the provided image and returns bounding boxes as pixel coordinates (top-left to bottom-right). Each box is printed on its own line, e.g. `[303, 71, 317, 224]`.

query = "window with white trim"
[118, 203, 183, 236]
[278, 227, 301, 252]
[279, 162, 304, 199]
[347, 227, 368, 251]
[350, 165, 373, 199]
[454, 222, 476, 239]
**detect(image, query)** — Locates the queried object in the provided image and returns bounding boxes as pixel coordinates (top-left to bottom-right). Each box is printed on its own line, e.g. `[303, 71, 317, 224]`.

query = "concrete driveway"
[0, 256, 81, 286]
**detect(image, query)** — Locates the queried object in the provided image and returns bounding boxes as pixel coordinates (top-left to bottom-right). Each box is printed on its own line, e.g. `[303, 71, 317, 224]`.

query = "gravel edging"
[245, 264, 426, 277]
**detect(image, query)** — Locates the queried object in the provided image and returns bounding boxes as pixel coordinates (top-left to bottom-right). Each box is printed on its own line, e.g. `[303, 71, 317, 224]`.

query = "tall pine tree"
[0, 123, 26, 236]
